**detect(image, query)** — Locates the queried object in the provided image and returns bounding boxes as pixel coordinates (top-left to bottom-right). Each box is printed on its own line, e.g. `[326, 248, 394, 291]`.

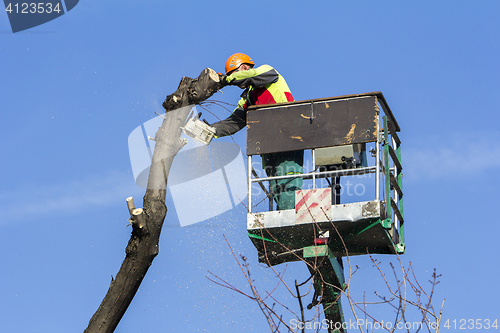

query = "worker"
[210, 53, 303, 210]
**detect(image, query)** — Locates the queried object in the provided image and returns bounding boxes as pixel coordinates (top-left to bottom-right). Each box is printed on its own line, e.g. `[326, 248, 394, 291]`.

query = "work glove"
[218, 73, 228, 88]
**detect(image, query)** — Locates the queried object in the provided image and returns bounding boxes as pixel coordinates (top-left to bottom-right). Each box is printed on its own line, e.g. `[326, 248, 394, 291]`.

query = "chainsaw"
[181, 116, 216, 145]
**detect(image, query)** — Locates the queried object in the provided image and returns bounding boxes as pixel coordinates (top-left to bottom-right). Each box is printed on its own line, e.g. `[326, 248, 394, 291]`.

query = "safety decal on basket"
[295, 188, 332, 224]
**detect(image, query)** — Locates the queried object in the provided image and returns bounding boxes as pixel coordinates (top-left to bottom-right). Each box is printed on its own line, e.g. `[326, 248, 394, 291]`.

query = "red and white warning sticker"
[295, 188, 332, 224]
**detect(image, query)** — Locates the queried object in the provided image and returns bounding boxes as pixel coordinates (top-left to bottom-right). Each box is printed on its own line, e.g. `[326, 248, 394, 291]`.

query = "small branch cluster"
[207, 208, 445, 333]
[206, 235, 297, 332]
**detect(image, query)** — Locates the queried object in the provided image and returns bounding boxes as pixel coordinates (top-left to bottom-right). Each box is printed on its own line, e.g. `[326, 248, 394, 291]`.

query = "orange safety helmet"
[225, 53, 255, 75]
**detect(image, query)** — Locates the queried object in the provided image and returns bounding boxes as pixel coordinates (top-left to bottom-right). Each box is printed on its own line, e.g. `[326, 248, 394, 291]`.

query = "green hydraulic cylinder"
[304, 245, 346, 333]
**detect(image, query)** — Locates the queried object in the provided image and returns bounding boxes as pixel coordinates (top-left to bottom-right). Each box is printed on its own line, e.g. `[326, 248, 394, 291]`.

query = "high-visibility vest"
[228, 64, 294, 109]
[211, 65, 294, 138]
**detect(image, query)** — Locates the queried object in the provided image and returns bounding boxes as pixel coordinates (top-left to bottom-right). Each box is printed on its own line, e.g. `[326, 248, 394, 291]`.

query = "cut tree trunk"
[84, 68, 224, 333]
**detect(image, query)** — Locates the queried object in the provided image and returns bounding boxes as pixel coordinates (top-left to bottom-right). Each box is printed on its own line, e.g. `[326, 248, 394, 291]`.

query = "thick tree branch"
[85, 68, 224, 333]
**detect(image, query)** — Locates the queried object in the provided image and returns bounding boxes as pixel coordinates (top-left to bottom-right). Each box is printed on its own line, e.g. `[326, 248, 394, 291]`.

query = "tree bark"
[85, 68, 224, 333]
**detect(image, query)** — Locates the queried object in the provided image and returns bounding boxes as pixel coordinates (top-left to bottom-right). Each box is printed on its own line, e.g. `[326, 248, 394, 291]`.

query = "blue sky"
[1, 1, 499, 332]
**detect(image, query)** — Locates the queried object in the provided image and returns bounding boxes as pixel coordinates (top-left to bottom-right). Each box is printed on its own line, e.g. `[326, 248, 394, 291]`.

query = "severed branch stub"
[84, 68, 225, 333]
[126, 196, 145, 228]
[126, 197, 135, 215]
[131, 208, 145, 229]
